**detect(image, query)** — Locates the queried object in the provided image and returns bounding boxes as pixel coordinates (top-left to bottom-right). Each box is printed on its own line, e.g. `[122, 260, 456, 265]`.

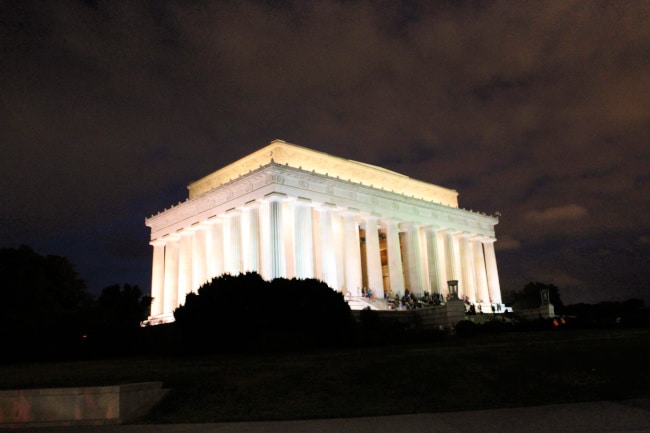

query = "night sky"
[2, 1, 649, 305]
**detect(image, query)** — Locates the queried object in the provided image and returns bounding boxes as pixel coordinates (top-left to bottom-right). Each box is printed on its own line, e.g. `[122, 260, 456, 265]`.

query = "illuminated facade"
[145, 140, 502, 324]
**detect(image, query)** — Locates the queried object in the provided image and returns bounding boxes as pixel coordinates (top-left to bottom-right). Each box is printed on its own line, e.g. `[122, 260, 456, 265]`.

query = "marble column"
[205, 218, 225, 281]
[460, 234, 477, 302]
[473, 237, 490, 304]
[223, 209, 242, 275]
[445, 231, 462, 297]
[385, 218, 405, 297]
[150, 240, 165, 316]
[282, 201, 296, 279]
[403, 222, 425, 297]
[483, 239, 502, 304]
[242, 203, 260, 273]
[260, 193, 286, 280]
[332, 212, 346, 292]
[293, 198, 314, 279]
[162, 235, 179, 313]
[342, 210, 362, 296]
[259, 201, 271, 280]
[317, 203, 339, 290]
[418, 227, 430, 294]
[364, 215, 384, 299]
[424, 227, 446, 296]
[178, 231, 193, 306]
[312, 207, 323, 281]
[191, 226, 208, 290]
[435, 229, 449, 297]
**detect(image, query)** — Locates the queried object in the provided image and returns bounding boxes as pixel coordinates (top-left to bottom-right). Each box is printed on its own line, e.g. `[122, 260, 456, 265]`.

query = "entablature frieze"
[147, 164, 499, 241]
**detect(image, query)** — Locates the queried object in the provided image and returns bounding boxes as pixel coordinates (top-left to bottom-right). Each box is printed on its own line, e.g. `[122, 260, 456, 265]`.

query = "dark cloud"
[1, 0, 649, 302]
[525, 204, 589, 225]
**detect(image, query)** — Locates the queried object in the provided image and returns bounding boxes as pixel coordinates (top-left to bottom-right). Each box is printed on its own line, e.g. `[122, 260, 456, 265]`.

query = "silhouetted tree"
[0, 245, 93, 361]
[79, 283, 153, 357]
[563, 298, 648, 327]
[97, 283, 151, 331]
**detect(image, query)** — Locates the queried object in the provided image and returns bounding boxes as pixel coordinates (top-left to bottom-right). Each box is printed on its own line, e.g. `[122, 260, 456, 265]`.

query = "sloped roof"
[187, 139, 458, 207]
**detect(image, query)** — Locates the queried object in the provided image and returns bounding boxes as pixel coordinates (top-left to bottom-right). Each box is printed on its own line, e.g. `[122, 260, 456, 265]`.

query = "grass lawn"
[1, 327, 649, 423]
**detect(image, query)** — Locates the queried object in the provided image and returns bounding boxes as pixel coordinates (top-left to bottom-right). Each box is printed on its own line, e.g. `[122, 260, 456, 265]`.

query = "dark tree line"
[0, 245, 151, 362]
[3, 245, 647, 361]
[0, 246, 354, 359]
[563, 298, 648, 327]
[502, 281, 648, 329]
[504, 281, 565, 312]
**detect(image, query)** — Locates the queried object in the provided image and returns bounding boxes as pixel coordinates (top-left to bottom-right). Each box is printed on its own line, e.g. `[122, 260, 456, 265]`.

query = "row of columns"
[149, 196, 501, 318]
[423, 228, 501, 304]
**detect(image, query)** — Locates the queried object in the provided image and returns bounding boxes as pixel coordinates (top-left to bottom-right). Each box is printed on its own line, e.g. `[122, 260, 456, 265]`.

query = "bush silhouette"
[174, 273, 354, 352]
[454, 320, 479, 337]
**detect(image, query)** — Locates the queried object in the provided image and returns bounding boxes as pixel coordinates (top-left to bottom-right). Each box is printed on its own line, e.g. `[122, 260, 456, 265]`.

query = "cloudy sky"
[2, 0, 649, 305]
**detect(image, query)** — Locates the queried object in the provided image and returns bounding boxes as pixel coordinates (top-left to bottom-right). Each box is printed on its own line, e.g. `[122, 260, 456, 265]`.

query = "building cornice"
[147, 163, 497, 242]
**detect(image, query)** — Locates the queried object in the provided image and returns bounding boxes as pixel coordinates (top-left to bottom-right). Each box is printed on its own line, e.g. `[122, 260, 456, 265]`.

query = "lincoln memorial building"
[145, 140, 503, 324]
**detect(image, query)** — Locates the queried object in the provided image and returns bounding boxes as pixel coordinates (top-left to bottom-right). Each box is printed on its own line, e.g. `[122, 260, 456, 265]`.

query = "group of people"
[464, 297, 504, 315]
[378, 290, 446, 310]
[356, 288, 506, 315]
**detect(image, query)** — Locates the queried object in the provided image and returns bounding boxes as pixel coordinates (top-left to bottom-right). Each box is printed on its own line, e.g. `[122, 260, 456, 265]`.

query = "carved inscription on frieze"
[265, 174, 285, 184]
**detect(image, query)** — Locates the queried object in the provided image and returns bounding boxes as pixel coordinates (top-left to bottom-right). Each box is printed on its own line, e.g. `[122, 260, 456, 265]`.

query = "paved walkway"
[7, 399, 650, 433]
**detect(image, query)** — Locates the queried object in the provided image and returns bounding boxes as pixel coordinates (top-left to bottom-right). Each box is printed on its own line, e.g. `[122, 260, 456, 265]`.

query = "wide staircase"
[346, 296, 391, 310]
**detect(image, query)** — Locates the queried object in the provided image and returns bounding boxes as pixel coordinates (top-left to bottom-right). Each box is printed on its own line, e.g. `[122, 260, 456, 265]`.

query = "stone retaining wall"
[0, 382, 168, 428]
[352, 299, 468, 332]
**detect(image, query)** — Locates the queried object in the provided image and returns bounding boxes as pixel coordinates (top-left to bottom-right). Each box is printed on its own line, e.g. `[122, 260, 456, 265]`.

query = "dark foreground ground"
[7, 400, 650, 433]
[1, 328, 649, 424]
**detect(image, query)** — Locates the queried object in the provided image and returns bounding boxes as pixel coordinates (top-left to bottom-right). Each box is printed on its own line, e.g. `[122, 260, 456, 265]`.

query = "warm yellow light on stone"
[187, 140, 459, 207]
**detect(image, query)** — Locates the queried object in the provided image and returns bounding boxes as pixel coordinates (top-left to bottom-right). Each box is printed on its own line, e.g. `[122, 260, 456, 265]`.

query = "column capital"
[363, 213, 381, 221]
[314, 201, 336, 210]
[399, 221, 421, 230]
[178, 228, 194, 237]
[293, 196, 313, 206]
[224, 207, 240, 216]
[427, 226, 448, 234]
[163, 233, 180, 242]
[341, 207, 360, 215]
[205, 215, 222, 225]
[186, 222, 204, 232]
[380, 216, 401, 226]
[263, 192, 287, 202]
[244, 199, 261, 209]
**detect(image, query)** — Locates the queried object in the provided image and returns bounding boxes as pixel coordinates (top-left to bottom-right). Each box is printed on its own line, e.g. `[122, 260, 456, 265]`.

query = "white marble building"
[145, 140, 502, 324]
